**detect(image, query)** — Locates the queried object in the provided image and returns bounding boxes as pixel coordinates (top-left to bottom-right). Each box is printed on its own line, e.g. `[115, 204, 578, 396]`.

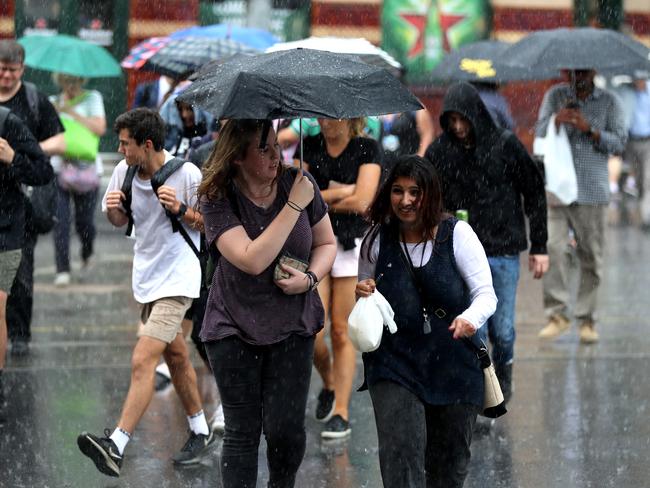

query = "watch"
[176, 202, 188, 218]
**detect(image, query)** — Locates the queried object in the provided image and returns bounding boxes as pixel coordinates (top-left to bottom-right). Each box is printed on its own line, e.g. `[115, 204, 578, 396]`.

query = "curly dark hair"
[114, 108, 166, 151]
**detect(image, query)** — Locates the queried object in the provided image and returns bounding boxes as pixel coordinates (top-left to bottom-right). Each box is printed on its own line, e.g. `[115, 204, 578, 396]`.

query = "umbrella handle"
[299, 117, 303, 170]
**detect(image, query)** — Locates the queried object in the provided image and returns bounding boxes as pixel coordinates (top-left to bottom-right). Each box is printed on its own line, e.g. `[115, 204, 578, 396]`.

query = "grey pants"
[543, 204, 605, 322]
[624, 138, 650, 224]
[368, 380, 479, 488]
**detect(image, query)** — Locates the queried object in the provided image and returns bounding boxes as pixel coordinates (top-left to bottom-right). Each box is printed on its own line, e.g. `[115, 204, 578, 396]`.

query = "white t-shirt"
[102, 151, 201, 303]
[358, 220, 497, 330]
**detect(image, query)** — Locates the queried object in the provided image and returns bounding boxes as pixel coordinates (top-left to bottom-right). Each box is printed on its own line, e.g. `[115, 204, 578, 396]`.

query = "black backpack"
[120, 158, 200, 258]
[0, 101, 57, 234]
[25, 82, 58, 234]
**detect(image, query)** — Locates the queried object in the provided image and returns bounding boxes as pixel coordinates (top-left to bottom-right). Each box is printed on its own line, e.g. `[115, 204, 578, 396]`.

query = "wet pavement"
[3, 197, 650, 487]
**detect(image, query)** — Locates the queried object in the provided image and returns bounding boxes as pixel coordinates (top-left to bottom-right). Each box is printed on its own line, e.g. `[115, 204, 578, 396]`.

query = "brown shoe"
[538, 315, 570, 339]
[579, 321, 599, 344]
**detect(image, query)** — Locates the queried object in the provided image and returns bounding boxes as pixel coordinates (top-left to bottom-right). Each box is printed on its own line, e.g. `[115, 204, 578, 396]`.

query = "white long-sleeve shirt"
[358, 220, 497, 329]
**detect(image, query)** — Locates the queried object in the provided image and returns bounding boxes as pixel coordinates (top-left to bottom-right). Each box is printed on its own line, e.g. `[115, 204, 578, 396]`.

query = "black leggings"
[205, 334, 314, 488]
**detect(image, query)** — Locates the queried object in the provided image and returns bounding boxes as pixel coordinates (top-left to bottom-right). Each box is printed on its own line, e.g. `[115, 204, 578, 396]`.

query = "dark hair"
[0, 40, 25, 64]
[114, 108, 165, 151]
[362, 155, 444, 261]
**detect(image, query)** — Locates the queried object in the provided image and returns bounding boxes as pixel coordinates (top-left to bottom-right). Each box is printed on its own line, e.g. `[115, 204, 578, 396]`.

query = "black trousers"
[205, 334, 314, 488]
[7, 231, 36, 343]
[368, 380, 479, 488]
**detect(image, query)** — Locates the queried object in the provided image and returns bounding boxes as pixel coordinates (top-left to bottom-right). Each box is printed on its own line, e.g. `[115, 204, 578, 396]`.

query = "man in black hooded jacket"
[424, 82, 548, 403]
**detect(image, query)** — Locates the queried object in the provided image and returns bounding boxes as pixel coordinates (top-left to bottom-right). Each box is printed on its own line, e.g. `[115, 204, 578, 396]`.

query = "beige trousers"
[543, 204, 605, 322]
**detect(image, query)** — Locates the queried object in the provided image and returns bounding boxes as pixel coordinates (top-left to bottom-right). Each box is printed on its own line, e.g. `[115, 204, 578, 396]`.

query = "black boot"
[495, 363, 513, 404]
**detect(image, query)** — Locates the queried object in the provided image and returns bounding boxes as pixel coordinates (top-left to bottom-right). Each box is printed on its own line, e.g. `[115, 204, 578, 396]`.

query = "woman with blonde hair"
[198, 119, 336, 487]
[296, 117, 382, 438]
[50, 73, 106, 286]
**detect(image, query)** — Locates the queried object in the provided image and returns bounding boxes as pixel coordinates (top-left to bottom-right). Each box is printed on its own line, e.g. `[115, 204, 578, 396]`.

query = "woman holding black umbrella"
[198, 119, 336, 488]
[297, 117, 382, 438]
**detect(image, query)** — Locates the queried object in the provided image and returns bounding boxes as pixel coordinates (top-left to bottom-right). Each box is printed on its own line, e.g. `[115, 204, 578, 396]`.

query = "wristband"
[305, 270, 319, 291]
[286, 200, 303, 212]
[176, 202, 188, 218]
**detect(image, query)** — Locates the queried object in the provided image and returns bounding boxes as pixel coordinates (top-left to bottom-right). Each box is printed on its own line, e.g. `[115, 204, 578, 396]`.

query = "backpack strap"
[23, 82, 40, 121]
[150, 157, 200, 258]
[0, 106, 10, 137]
[120, 165, 138, 237]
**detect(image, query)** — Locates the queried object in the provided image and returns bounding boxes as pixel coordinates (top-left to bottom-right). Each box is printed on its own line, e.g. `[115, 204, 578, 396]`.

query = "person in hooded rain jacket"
[424, 82, 548, 404]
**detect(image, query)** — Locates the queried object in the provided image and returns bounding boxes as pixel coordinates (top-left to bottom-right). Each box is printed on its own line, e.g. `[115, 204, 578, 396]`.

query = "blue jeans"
[53, 183, 98, 273]
[478, 255, 520, 367]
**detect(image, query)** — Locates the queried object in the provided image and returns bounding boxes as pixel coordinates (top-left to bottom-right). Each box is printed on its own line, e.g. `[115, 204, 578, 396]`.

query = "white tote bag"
[534, 114, 578, 205]
[348, 290, 398, 353]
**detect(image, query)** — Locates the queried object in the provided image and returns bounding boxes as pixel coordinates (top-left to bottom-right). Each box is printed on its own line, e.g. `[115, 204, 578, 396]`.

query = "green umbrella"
[18, 34, 122, 78]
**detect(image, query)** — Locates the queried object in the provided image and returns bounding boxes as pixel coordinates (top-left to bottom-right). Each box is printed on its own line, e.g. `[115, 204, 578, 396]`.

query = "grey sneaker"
[77, 429, 123, 477]
[172, 430, 216, 465]
[321, 415, 351, 439]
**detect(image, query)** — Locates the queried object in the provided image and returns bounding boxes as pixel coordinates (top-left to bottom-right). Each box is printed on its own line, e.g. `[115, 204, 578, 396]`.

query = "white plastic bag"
[534, 114, 578, 205]
[348, 290, 398, 353]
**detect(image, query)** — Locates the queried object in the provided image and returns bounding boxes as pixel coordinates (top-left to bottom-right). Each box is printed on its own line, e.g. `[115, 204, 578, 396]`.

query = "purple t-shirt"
[200, 168, 328, 345]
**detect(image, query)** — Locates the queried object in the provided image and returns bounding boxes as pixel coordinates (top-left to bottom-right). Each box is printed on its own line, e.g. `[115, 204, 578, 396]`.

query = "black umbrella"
[177, 48, 422, 120]
[428, 40, 547, 82]
[500, 27, 650, 77]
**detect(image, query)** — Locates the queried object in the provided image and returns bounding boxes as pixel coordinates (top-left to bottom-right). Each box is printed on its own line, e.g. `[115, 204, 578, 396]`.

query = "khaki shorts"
[0, 249, 22, 293]
[138, 296, 193, 344]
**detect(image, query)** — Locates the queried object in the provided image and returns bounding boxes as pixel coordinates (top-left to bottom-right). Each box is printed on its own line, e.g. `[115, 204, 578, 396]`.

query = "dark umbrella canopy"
[429, 40, 547, 82]
[178, 48, 422, 119]
[500, 27, 650, 76]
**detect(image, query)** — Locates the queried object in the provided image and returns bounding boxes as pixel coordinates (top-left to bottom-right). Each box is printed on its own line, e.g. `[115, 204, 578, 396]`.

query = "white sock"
[188, 410, 209, 436]
[110, 428, 131, 455]
[155, 362, 171, 379]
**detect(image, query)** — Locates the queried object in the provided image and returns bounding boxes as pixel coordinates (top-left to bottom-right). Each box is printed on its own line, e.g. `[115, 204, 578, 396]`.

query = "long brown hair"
[197, 119, 282, 202]
[361, 155, 445, 261]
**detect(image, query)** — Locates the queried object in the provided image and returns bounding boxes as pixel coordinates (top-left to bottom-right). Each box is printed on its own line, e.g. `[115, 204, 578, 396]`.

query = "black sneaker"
[154, 372, 172, 391]
[315, 388, 335, 423]
[10, 339, 29, 357]
[172, 430, 216, 465]
[77, 429, 123, 477]
[321, 415, 351, 439]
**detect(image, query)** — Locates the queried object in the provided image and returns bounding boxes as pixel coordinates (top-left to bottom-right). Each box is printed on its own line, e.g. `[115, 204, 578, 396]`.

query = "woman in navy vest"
[356, 155, 497, 488]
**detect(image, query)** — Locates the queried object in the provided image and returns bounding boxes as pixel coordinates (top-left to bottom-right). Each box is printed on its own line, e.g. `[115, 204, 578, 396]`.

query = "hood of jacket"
[439, 82, 500, 146]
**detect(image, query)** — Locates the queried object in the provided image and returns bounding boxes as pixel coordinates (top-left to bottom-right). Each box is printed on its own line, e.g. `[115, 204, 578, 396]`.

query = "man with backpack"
[0, 40, 65, 357]
[77, 108, 213, 477]
[424, 82, 549, 407]
[0, 106, 52, 421]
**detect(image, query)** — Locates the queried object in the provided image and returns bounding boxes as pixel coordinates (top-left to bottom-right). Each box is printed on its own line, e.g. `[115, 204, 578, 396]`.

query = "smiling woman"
[356, 155, 497, 488]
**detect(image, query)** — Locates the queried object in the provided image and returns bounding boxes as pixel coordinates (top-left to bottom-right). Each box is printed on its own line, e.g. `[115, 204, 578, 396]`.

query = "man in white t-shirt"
[77, 108, 213, 477]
